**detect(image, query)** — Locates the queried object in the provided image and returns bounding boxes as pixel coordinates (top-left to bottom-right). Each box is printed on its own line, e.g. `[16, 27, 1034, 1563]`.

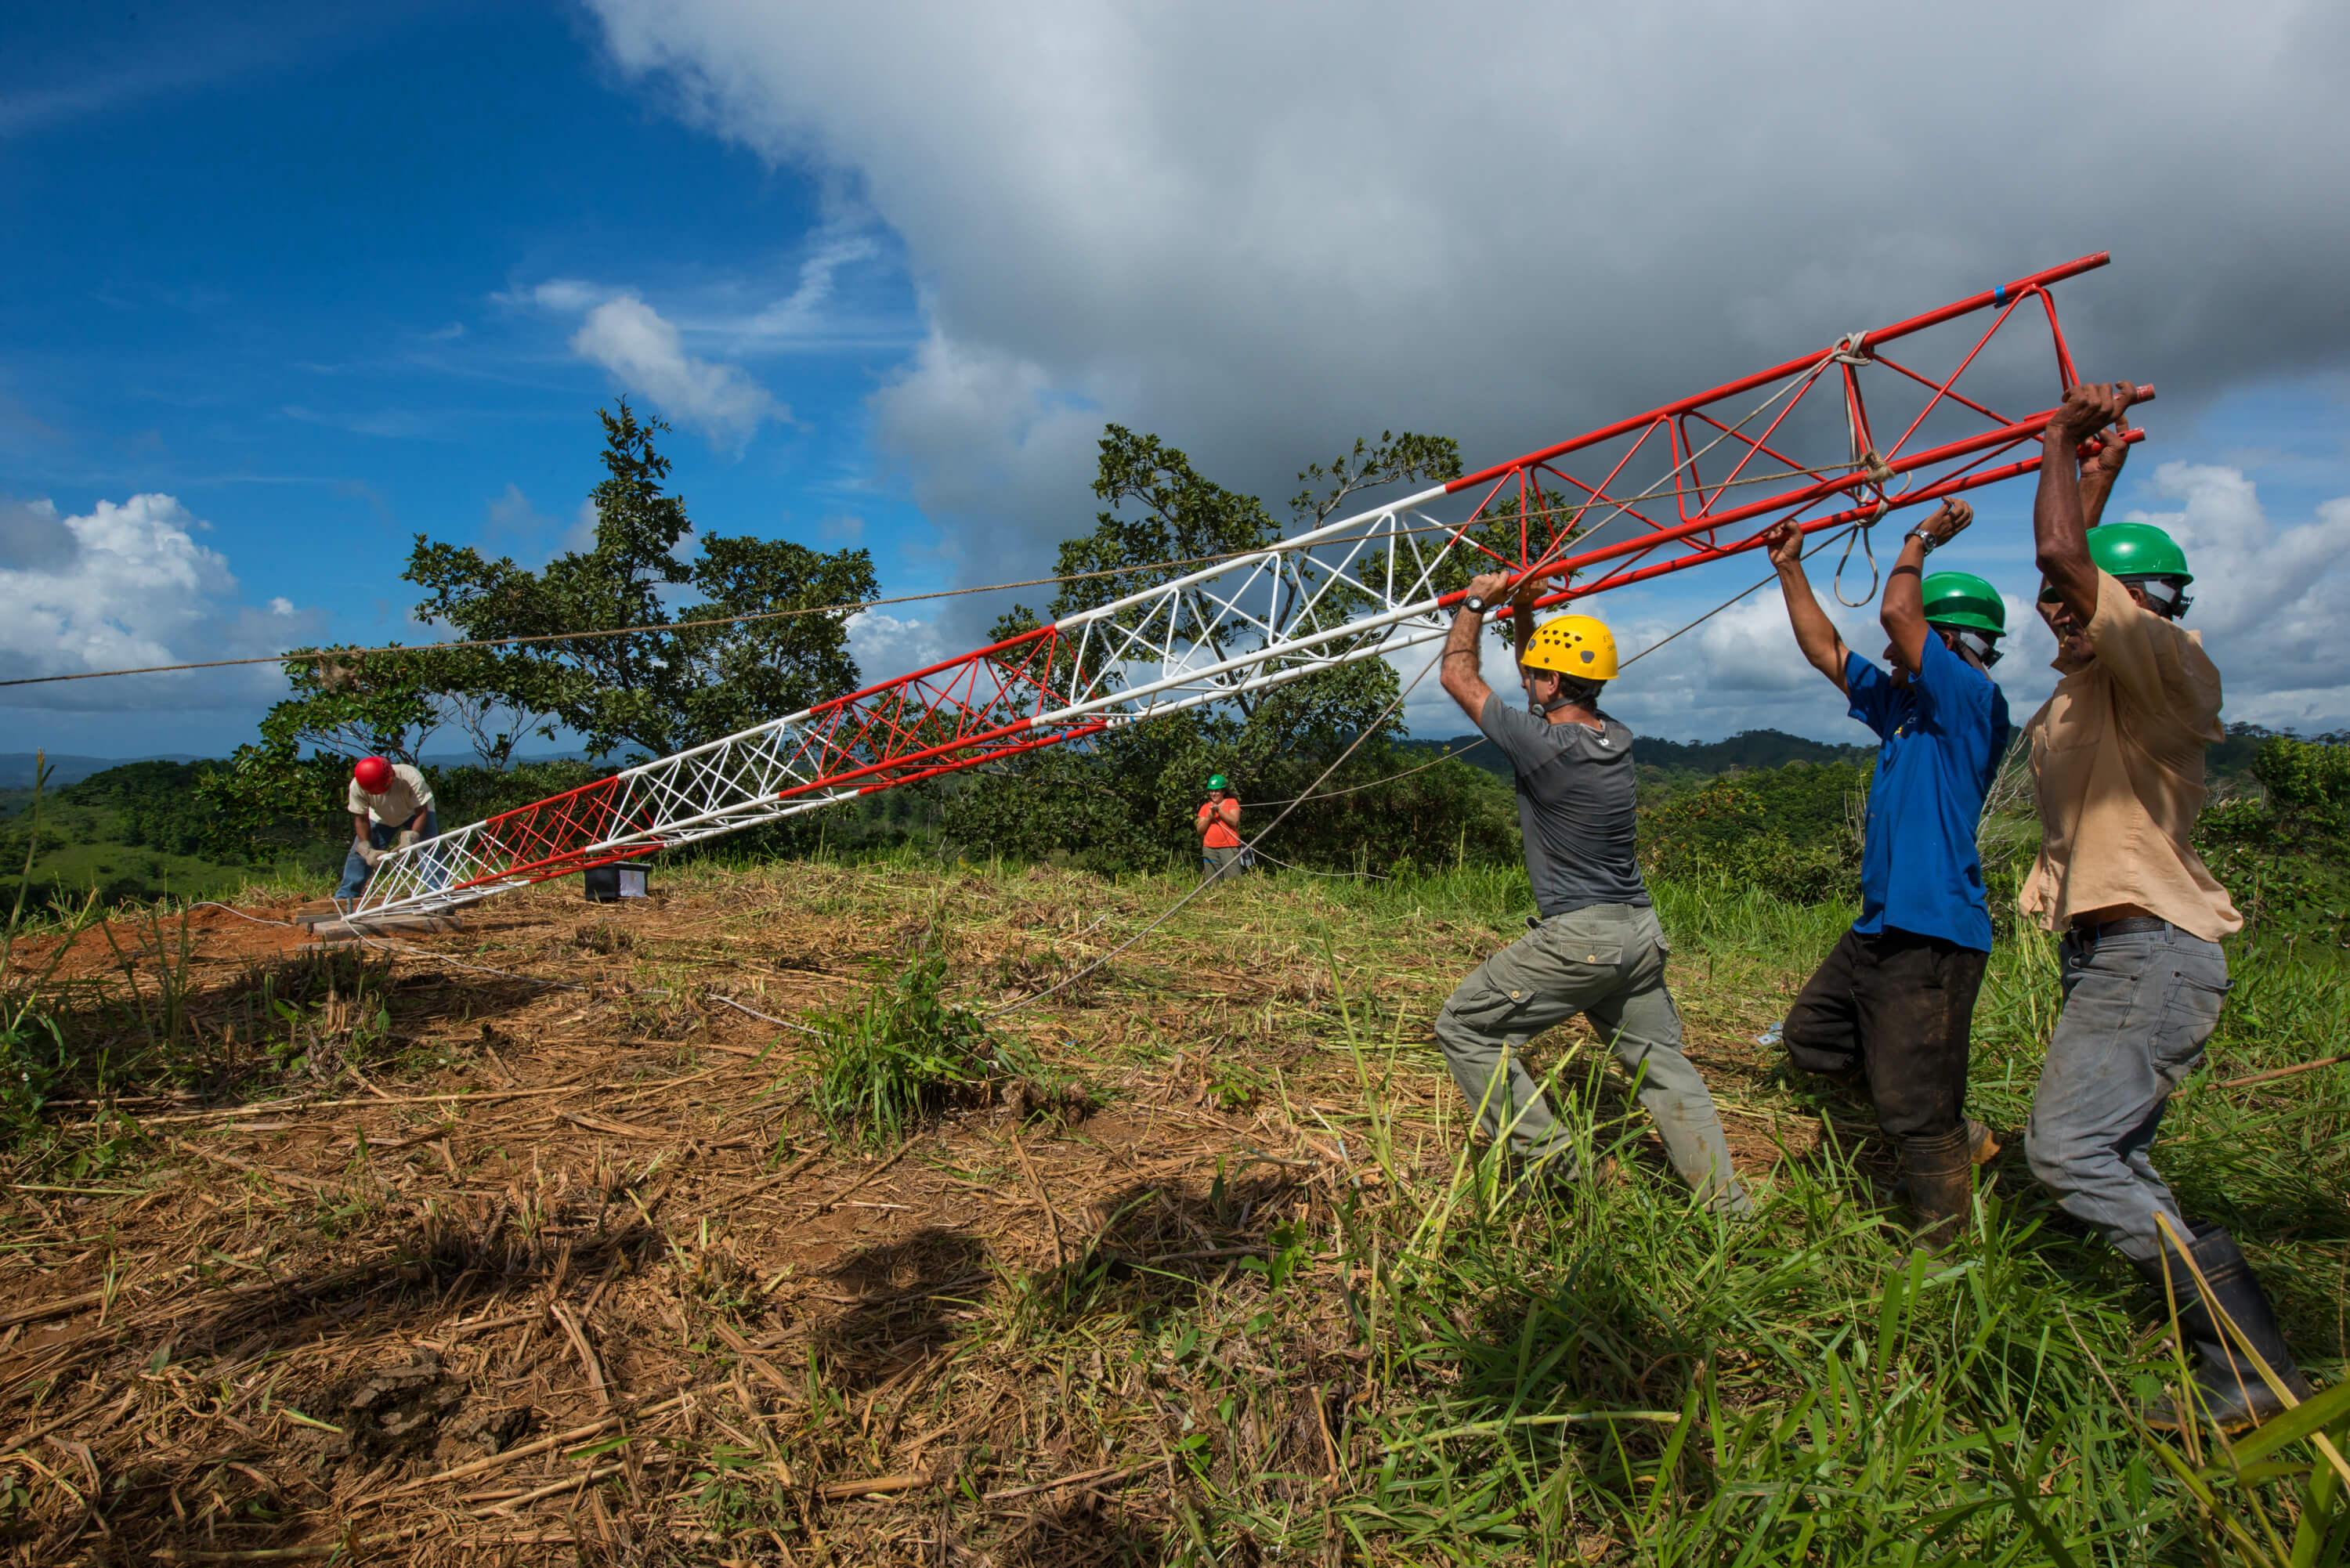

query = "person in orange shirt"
[2023, 381, 2314, 1433]
[1195, 775, 1244, 880]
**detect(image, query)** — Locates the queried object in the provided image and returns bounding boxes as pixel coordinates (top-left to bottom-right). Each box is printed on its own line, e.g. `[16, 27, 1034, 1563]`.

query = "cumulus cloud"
[0, 493, 324, 713]
[519, 282, 786, 450]
[868, 327, 1104, 562]
[844, 609, 955, 685]
[2114, 462, 2350, 728]
[582, 0, 2350, 580]
[0, 497, 80, 571]
[1455, 463, 2350, 741]
[568, 294, 784, 450]
[1535, 590, 1885, 743]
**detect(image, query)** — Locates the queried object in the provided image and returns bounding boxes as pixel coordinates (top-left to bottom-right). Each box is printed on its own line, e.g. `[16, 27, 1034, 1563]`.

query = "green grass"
[7, 830, 2345, 1560]
[887, 856, 2350, 1564]
[0, 777, 313, 911]
[807, 941, 1025, 1148]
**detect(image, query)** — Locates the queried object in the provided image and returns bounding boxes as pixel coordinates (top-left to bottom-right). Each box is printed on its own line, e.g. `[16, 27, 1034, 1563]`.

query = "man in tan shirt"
[2023, 381, 2312, 1433]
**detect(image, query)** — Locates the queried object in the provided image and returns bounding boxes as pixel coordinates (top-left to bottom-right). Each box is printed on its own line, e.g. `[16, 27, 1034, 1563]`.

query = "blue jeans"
[2025, 925, 2229, 1264]
[334, 810, 441, 901]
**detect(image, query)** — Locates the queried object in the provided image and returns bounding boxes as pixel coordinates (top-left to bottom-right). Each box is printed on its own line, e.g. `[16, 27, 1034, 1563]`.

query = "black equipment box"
[583, 865, 650, 902]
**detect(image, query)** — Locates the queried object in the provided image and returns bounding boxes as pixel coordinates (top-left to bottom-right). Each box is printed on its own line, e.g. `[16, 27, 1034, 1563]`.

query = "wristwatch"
[1461, 594, 1490, 614]
[1903, 529, 1937, 555]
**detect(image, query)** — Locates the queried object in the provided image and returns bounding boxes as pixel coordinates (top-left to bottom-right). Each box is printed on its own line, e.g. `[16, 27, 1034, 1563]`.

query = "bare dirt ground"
[0, 861, 1822, 1565]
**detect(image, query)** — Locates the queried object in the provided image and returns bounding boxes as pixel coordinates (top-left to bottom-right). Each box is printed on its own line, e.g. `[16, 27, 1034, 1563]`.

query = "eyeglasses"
[2036, 583, 2063, 604]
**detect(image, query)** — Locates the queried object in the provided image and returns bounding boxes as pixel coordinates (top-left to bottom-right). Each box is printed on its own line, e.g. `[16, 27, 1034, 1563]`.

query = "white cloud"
[1556, 590, 1883, 742]
[844, 609, 954, 683]
[530, 279, 607, 313]
[0, 493, 324, 711]
[2113, 463, 2350, 727]
[739, 230, 882, 341]
[579, 0, 2350, 638]
[566, 293, 783, 450]
[0, 496, 80, 571]
[1547, 464, 2350, 739]
[867, 326, 1107, 573]
[513, 282, 789, 450]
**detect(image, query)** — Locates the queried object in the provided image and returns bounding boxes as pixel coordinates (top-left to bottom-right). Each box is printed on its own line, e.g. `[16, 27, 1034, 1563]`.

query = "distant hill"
[0, 753, 206, 789]
[1400, 728, 1873, 781]
[0, 750, 606, 792]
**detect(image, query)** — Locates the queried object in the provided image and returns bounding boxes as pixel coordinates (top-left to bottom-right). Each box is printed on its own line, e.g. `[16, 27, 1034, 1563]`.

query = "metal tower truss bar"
[352, 253, 2144, 921]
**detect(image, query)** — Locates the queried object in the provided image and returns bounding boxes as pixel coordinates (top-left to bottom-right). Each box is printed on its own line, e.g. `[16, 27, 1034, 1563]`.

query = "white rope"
[1246, 744, 1487, 807]
[707, 991, 827, 1039]
[983, 639, 1450, 1020]
[1243, 845, 1390, 881]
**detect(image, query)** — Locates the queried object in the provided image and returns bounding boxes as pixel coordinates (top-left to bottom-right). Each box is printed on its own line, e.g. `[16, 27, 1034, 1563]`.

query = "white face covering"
[2124, 576, 2193, 619]
[1948, 627, 2004, 667]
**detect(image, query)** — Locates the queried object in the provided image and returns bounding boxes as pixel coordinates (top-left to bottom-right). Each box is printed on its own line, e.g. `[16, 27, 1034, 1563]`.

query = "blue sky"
[5, 1, 2348, 761]
[2, 0, 945, 756]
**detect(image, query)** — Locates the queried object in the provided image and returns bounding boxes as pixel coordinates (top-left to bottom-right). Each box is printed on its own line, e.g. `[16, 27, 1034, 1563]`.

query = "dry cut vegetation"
[0, 854, 2345, 1565]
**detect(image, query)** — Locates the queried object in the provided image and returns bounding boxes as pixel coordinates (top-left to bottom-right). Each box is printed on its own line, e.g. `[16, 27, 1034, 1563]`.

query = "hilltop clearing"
[0, 858, 2343, 1563]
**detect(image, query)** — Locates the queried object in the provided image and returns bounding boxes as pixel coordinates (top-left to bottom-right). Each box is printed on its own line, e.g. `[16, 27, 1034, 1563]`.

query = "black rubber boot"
[2135, 1227, 2316, 1434]
[1898, 1126, 1974, 1249]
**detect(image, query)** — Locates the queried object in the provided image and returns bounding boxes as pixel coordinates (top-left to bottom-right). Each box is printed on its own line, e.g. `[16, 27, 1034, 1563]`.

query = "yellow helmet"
[1520, 613, 1618, 680]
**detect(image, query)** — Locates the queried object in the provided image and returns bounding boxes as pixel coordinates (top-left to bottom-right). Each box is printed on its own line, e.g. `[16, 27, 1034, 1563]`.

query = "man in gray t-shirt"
[1432, 571, 1747, 1212]
[1479, 699, 1648, 916]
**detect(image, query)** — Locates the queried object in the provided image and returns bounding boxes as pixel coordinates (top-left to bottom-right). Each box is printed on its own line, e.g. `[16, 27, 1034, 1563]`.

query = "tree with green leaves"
[406, 401, 878, 761]
[953, 425, 1516, 873]
[204, 401, 878, 863]
[2198, 734, 2350, 940]
[193, 642, 562, 862]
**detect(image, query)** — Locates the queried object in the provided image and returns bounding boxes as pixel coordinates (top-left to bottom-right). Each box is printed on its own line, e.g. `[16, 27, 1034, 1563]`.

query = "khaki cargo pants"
[1434, 902, 1748, 1214]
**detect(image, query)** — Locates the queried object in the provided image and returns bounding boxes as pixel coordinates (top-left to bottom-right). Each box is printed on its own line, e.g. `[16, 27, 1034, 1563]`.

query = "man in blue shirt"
[1762, 501, 2013, 1244]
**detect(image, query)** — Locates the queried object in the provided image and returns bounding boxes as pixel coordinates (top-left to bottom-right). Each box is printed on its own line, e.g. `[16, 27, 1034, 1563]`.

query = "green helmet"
[1921, 571, 2005, 638]
[2086, 521, 2193, 585]
[1207, 773, 1228, 792]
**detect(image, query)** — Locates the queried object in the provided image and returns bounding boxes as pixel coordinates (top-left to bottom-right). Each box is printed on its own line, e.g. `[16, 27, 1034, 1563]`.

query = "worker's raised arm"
[1882, 500, 1973, 672]
[2035, 381, 2138, 625]
[1441, 570, 1517, 721]
[1509, 578, 1538, 667]
[2077, 420, 2131, 530]
[1761, 521, 1852, 692]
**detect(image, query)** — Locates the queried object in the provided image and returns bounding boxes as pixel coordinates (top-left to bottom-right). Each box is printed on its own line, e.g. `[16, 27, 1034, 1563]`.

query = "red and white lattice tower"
[351, 254, 2142, 923]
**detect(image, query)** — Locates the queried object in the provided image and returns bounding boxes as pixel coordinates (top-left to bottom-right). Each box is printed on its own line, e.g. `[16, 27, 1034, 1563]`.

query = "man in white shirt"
[337, 755, 438, 901]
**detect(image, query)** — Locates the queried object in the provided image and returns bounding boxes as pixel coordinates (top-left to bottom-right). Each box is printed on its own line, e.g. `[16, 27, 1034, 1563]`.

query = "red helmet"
[352, 756, 395, 793]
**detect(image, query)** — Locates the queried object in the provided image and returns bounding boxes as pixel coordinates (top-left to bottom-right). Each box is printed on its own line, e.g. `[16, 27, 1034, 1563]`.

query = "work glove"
[396, 829, 421, 851]
[356, 844, 383, 867]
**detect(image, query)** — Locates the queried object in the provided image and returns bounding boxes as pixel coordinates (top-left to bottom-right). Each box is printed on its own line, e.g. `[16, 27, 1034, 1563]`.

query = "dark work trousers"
[1781, 926, 1987, 1140]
